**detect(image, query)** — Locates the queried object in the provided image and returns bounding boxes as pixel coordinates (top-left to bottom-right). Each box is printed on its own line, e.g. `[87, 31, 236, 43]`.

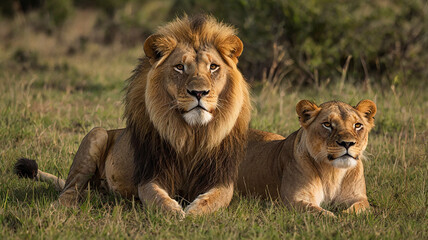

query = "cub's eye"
[354, 123, 363, 130]
[322, 122, 332, 130]
[174, 64, 184, 73]
[209, 63, 219, 72]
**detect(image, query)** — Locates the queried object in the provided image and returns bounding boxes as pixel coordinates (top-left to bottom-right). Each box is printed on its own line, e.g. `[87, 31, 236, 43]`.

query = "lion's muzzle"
[187, 89, 210, 100]
[182, 98, 214, 126]
[328, 145, 359, 169]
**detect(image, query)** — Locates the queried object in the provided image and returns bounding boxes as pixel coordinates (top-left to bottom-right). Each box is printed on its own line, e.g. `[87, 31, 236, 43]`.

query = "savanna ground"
[1, 10, 427, 240]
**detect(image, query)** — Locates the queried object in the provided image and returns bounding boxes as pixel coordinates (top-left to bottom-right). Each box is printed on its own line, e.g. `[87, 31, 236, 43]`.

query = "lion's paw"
[163, 200, 185, 219]
[184, 196, 211, 216]
[56, 192, 80, 208]
[170, 206, 186, 219]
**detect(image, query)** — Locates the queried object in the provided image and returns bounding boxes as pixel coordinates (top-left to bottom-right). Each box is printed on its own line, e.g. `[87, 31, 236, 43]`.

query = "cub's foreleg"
[280, 174, 336, 217]
[338, 166, 370, 214]
[58, 127, 108, 207]
[184, 184, 234, 216]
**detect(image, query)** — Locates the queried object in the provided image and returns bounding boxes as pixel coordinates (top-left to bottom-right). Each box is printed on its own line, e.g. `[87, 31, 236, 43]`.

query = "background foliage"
[1, 0, 427, 85]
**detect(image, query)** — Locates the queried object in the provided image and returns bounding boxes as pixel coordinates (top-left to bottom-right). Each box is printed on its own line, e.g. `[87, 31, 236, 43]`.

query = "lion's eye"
[209, 63, 219, 72]
[174, 64, 184, 73]
[354, 123, 363, 130]
[322, 122, 332, 130]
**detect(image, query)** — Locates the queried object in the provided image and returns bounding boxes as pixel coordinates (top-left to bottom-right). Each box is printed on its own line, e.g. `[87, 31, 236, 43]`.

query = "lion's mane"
[124, 15, 251, 201]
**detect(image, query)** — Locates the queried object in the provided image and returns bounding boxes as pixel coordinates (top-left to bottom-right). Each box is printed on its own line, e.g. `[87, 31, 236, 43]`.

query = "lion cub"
[238, 100, 376, 216]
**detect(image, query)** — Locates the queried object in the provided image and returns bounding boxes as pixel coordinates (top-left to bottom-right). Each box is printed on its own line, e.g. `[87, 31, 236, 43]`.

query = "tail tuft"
[14, 158, 38, 179]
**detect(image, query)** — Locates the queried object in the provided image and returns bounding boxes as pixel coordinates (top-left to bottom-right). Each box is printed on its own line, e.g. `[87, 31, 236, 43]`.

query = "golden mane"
[156, 15, 238, 51]
[124, 15, 251, 200]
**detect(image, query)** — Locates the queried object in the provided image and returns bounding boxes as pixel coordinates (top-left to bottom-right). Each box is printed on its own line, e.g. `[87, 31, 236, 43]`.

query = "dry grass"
[1, 13, 427, 239]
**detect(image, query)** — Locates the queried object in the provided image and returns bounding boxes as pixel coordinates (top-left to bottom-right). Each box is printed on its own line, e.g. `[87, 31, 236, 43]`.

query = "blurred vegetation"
[1, 0, 427, 86]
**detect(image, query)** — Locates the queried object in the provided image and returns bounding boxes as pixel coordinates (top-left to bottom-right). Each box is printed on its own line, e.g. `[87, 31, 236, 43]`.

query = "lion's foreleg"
[138, 182, 185, 218]
[184, 184, 234, 216]
[58, 127, 108, 207]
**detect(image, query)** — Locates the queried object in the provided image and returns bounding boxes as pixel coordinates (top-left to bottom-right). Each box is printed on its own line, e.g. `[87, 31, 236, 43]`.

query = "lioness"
[238, 100, 376, 216]
[15, 15, 251, 218]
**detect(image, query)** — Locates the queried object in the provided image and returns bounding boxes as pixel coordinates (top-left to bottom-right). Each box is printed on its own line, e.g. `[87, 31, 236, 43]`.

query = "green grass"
[1, 13, 427, 239]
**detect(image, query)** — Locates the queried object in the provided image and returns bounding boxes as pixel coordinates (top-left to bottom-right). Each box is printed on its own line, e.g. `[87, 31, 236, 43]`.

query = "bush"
[0, 0, 43, 17]
[43, 0, 74, 26]
[171, 0, 428, 86]
[1, 0, 427, 86]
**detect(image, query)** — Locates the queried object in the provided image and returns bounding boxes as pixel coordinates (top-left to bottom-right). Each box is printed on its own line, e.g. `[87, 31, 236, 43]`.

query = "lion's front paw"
[184, 196, 211, 216]
[169, 206, 186, 219]
[162, 200, 185, 219]
[56, 191, 80, 207]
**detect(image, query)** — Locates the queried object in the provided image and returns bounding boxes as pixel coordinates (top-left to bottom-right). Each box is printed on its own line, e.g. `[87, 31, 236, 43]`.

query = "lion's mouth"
[328, 153, 357, 161]
[181, 105, 214, 126]
[191, 105, 210, 112]
[329, 154, 358, 169]
[181, 105, 211, 114]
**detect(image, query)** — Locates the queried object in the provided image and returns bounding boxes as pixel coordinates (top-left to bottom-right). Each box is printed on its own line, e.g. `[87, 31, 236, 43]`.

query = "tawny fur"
[16, 15, 251, 218]
[238, 100, 376, 217]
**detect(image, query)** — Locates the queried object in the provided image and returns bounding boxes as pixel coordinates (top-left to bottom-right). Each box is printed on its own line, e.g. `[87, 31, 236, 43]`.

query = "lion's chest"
[318, 169, 348, 205]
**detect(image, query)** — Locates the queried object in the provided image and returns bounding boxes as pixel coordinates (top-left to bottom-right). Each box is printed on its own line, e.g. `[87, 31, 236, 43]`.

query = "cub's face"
[160, 44, 228, 126]
[296, 100, 377, 169]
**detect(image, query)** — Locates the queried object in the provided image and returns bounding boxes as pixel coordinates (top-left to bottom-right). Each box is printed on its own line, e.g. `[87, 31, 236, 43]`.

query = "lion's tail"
[14, 158, 65, 192]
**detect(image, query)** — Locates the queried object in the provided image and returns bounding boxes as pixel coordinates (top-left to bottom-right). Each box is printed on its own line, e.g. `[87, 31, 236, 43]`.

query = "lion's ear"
[218, 35, 243, 64]
[355, 99, 377, 124]
[143, 34, 161, 60]
[143, 34, 176, 65]
[296, 100, 321, 128]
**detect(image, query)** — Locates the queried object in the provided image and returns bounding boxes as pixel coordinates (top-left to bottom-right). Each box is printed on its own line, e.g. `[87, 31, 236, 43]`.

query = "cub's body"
[238, 100, 376, 216]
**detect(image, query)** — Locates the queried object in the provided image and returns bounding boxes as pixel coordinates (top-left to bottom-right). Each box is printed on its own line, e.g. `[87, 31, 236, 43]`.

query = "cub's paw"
[320, 210, 337, 218]
[342, 202, 370, 214]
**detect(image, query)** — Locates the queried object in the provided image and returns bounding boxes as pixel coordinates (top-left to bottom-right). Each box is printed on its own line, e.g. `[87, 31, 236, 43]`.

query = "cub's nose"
[336, 141, 356, 149]
[187, 90, 210, 100]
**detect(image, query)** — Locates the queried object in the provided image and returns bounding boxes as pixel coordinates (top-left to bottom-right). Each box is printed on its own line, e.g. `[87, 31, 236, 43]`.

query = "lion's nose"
[187, 90, 210, 100]
[336, 141, 356, 149]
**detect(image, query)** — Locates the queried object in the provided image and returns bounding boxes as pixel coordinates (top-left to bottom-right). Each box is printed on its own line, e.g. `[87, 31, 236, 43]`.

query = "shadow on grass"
[6, 185, 58, 204]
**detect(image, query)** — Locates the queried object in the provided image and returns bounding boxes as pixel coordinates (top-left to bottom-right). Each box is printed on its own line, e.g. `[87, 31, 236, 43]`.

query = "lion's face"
[296, 100, 377, 169]
[142, 30, 245, 129]
[153, 44, 229, 126]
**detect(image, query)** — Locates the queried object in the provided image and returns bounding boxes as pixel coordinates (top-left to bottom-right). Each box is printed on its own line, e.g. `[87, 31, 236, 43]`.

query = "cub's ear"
[355, 99, 377, 124]
[217, 35, 243, 64]
[296, 100, 321, 128]
[143, 34, 176, 65]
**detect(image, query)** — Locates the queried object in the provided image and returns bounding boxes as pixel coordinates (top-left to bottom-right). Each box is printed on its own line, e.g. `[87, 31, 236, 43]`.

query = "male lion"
[15, 15, 251, 218]
[237, 99, 376, 217]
